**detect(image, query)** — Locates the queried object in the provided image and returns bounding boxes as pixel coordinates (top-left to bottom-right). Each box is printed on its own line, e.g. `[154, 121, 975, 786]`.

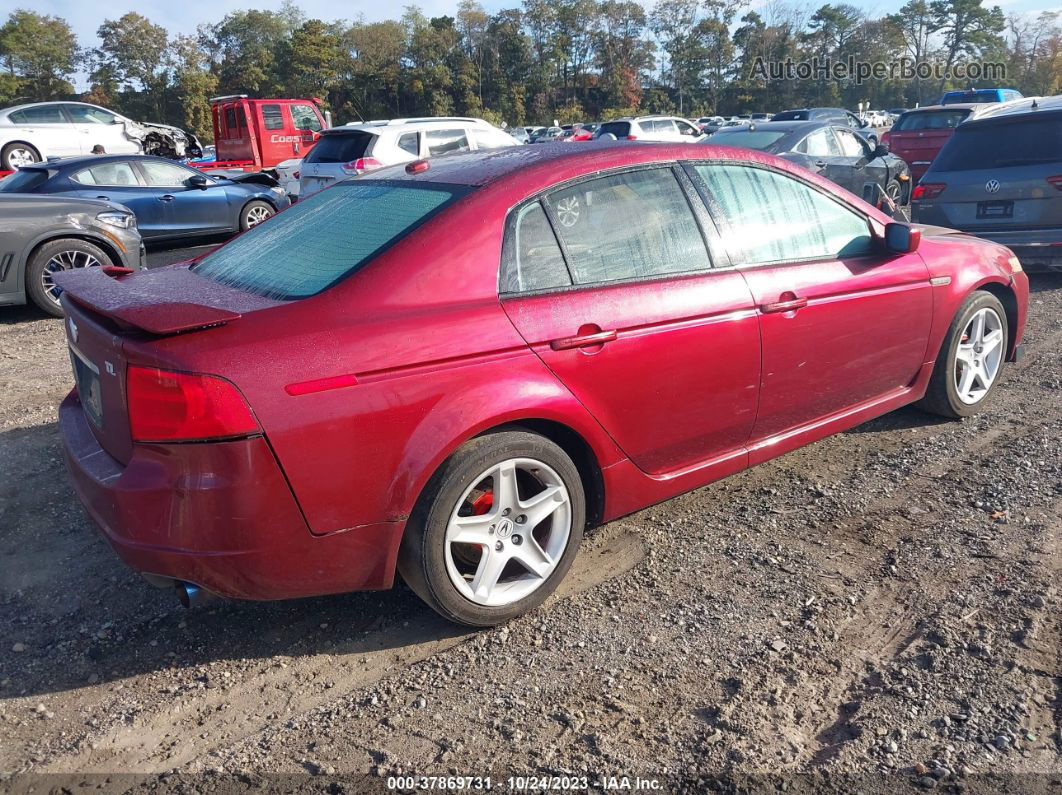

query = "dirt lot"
[0, 265, 1060, 793]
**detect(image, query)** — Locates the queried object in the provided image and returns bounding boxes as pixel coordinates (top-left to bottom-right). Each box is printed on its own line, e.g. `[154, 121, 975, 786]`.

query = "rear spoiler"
[53, 266, 249, 336]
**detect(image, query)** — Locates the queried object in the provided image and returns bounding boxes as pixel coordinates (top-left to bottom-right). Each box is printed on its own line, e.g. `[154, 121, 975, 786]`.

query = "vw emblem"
[985, 179, 1000, 193]
[495, 518, 514, 539]
[312, 164, 319, 175]
[68, 317, 78, 343]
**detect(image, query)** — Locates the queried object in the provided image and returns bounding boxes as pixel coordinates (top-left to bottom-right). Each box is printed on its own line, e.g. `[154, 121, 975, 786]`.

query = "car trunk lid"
[889, 128, 955, 178]
[55, 265, 279, 465]
[924, 165, 1062, 231]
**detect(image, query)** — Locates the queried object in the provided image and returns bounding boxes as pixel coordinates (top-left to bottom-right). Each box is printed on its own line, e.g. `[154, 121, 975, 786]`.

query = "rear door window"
[933, 118, 1062, 170]
[262, 104, 284, 130]
[426, 129, 470, 156]
[70, 162, 140, 186]
[8, 106, 66, 124]
[305, 132, 374, 163]
[193, 181, 467, 299]
[541, 167, 711, 285]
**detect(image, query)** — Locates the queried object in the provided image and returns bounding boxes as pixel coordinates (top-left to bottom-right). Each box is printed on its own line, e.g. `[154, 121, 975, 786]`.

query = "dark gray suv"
[0, 192, 144, 316]
[912, 96, 1062, 271]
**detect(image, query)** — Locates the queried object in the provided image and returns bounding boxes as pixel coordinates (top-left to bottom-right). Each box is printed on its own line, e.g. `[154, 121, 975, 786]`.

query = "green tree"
[170, 35, 217, 141]
[930, 0, 1006, 91]
[93, 12, 171, 118]
[0, 9, 79, 102]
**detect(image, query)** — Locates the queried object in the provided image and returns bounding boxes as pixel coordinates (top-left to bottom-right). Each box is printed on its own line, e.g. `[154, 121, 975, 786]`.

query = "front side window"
[290, 104, 322, 132]
[472, 128, 516, 149]
[64, 105, 117, 125]
[501, 202, 571, 293]
[70, 162, 139, 186]
[139, 160, 196, 187]
[542, 168, 711, 285]
[262, 104, 284, 130]
[9, 106, 65, 124]
[797, 127, 840, 156]
[676, 120, 699, 136]
[426, 128, 470, 156]
[694, 163, 872, 265]
[834, 128, 867, 157]
[194, 181, 466, 300]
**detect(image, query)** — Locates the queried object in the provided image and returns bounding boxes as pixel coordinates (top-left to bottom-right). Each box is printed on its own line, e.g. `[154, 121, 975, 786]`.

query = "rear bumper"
[59, 391, 403, 600]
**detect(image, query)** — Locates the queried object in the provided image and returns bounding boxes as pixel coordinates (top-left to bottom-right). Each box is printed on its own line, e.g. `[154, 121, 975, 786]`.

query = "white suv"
[298, 118, 520, 198]
[594, 116, 705, 142]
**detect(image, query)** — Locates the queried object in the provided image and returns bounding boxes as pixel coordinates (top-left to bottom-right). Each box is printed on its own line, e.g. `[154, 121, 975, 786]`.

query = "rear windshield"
[933, 117, 1062, 171]
[305, 132, 374, 164]
[0, 169, 47, 192]
[771, 111, 809, 121]
[941, 90, 1000, 104]
[193, 181, 467, 300]
[706, 130, 787, 150]
[894, 110, 969, 131]
[596, 121, 631, 138]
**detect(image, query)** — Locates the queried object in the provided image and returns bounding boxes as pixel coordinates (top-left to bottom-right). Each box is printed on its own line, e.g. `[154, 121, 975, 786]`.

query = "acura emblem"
[985, 179, 1000, 193]
[69, 317, 78, 342]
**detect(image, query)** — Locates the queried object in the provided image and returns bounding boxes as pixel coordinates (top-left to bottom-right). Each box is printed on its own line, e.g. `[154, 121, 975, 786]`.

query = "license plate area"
[977, 200, 1013, 220]
[70, 345, 103, 428]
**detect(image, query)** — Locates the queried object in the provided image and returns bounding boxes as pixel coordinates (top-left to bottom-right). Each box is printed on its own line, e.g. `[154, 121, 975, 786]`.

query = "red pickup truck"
[202, 96, 332, 176]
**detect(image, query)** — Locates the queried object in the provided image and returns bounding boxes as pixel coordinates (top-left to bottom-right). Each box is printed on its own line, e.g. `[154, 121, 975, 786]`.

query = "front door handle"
[761, 293, 808, 313]
[813, 160, 827, 168]
[158, 194, 175, 202]
[95, 195, 110, 200]
[550, 328, 618, 351]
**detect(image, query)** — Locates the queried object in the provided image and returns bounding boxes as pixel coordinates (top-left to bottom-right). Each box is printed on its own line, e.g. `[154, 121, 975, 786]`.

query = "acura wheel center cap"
[496, 518, 514, 539]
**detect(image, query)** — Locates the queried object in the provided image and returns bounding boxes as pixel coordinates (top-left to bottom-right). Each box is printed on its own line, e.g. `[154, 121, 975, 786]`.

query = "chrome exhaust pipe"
[176, 582, 214, 608]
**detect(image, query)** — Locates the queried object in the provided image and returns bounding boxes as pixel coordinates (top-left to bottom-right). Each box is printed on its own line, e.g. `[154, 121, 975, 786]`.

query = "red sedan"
[56, 143, 1029, 626]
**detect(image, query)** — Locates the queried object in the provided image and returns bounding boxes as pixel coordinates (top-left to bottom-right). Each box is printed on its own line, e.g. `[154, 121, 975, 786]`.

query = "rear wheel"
[2, 142, 40, 170]
[918, 291, 1008, 418]
[398, 431, 585, 626]
[26, 238, 113, 317]
[240, 200, 274, 231]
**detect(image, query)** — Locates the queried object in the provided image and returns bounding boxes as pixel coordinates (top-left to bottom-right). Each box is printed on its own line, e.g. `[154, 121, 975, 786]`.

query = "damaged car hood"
[122, 119, 203, 160]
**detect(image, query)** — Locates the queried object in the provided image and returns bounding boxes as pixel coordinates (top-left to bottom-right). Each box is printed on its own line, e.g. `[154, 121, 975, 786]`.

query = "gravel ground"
[0, 259, 1059, 793]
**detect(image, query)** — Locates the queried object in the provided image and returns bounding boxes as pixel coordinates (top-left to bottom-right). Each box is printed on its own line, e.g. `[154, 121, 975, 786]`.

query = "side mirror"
[884, 222, 920, 254]
[872, 143, 889, 159]
[188, 174, 210, 189]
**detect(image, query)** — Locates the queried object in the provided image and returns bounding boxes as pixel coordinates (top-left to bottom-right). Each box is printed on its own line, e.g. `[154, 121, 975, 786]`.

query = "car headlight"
[271, 186, 286, 195]
[97, 210, 137, 229]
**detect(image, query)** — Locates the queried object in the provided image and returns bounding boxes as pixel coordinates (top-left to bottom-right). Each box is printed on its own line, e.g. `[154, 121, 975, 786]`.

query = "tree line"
[0, 0, 1059, 142]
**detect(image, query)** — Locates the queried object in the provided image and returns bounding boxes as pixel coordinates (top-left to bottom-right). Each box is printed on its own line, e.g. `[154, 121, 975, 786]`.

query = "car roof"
[714, 120, 832, 134]
[960, 95, 1062, 125]
[902, 103, 984, 113]
[20, 154, 190, 171]
[332, 118, 496, 134]
[1, 100, 103, 114]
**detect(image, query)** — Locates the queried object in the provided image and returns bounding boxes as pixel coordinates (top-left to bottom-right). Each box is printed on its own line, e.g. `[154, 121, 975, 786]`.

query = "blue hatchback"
[0, 155, 290, 241]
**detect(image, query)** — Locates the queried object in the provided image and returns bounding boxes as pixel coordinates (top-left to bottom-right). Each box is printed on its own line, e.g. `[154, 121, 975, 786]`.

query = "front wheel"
[26, 238, 113, 317]
[240, 200, 274, 231]
[918, 291, 1008, 418]
[398, 431, 585, 626]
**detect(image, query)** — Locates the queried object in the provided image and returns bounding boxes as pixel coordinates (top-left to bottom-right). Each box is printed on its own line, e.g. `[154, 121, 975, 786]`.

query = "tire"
[398, 430, 586, 626]
[2, 142, 40, 171]
[885, 179, 904, 207]
[918, 291, 1008, 419]
[26, 238, 114, 318]
[239, 200, 275, 231]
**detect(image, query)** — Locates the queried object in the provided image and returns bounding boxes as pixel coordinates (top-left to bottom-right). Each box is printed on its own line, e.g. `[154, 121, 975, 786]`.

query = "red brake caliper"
[471, 491, 494, 515]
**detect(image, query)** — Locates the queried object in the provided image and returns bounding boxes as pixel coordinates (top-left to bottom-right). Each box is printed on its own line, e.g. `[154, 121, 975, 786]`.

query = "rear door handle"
[550, 329, 617, 351]
[813, 160, 827, 168]
[95, 195, 110, 200]
[158, 194, 175, 202]
[761, 295, 808, 313]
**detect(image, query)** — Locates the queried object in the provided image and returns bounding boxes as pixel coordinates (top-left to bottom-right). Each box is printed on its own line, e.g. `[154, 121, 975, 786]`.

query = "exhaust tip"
[176, 582, 211, 608]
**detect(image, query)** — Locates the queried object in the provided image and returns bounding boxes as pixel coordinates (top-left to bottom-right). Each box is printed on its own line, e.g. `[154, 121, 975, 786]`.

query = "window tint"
[194, 181, 466, 300]
[798, 127, 840, 156]
[262, 104, 284, 130]
[933, 118, 1062, 171]
[710, 129, 788, 151]
[397, 132, 419, 156]
[834, 128, 866, 157]
[676, 120, 699, 136]
[291, 104, 322, 132]
[9, 106, 65, 124]
[305, 131, 374, 163]
[542, 168, 710, 285]
[894, 110, 970, 131]
[426, 128, 470, 156]
[772, 111, 809, 121]
[64, 105, 117, 124]
[597, 121, 630, 138]
[70, 162, 139, 186]
[695, 164, 872, 265]
[0, 169, 47, 192]
[139, 160, 195, 186]
[501, 202, 571, 293]
[652, 119, 676, 134]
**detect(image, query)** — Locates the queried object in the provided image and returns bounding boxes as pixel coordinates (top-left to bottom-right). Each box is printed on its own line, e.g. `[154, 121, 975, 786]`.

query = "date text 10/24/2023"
[386, 775, 664, 791]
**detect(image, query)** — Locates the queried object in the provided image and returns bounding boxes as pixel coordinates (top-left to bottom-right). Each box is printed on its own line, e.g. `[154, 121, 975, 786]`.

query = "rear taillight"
[625, 135, 638, 141]
[912, 183, 946, 200]
[341, 157, 383, 175]
[1047, 175, 1062, 191]
[127, 366, 259, 443]
[880, 131, 891, 147]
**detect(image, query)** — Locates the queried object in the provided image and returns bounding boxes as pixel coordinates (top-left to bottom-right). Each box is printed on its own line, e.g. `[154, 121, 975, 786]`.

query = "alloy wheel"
[245, 205, 272, 227]
[555, 197, 580, 228]
[444, 457, 572, 607]
[954, 307, 1004, 404]
[6, 147, 36, 168]
[41, 250, 102, 304]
